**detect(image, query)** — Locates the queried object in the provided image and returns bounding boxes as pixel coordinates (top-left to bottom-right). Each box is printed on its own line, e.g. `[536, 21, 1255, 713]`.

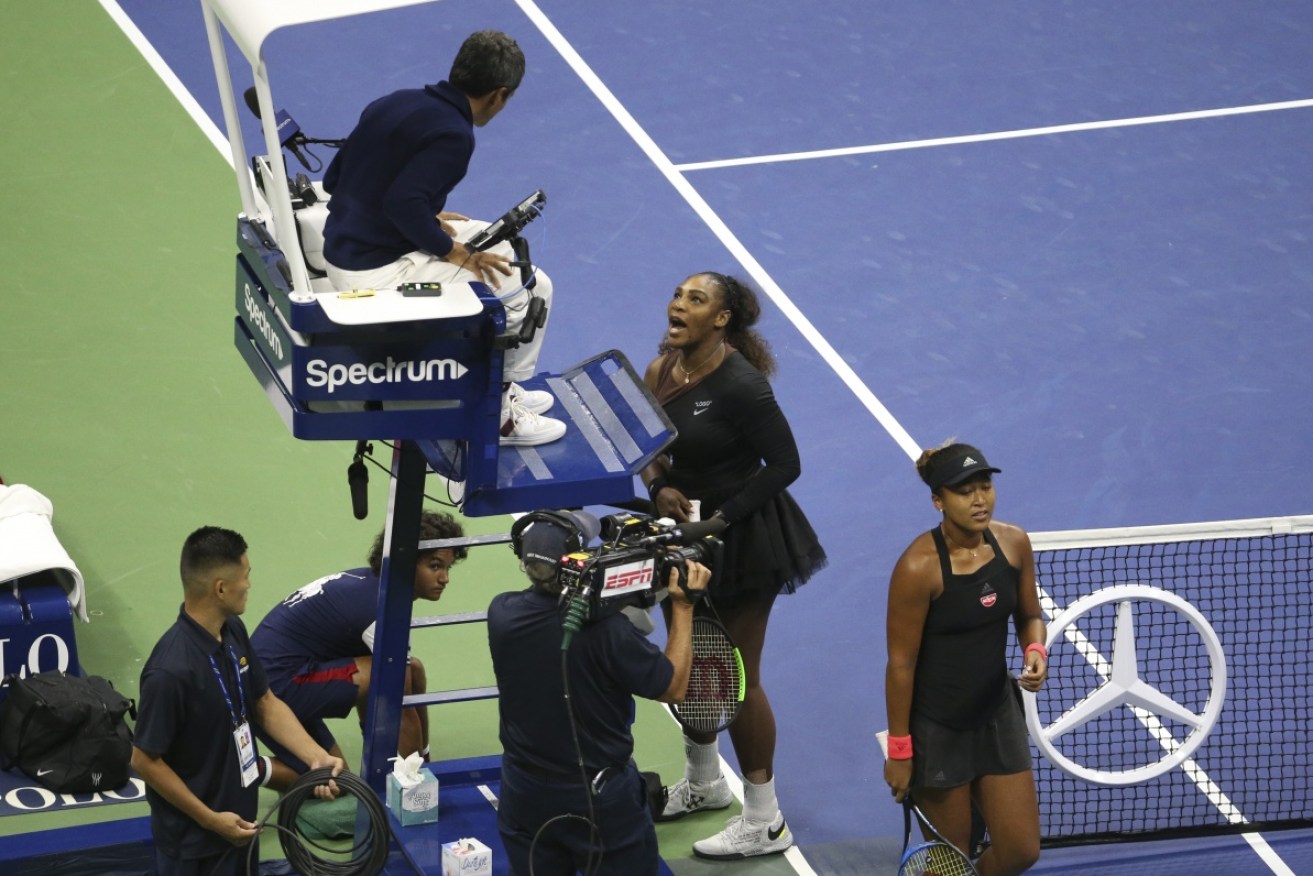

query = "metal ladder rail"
[404, 609, 500, 707]
[362, 473, 512, 796]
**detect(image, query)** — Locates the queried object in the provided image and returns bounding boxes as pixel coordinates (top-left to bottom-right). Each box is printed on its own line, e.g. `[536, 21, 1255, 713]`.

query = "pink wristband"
[887, 735, 913, 761]
[1025, 642, 1048, 662]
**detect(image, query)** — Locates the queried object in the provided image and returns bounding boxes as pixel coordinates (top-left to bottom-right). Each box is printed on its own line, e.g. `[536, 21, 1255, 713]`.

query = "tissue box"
[386, 767, 439, 826]
[442, 837, 492, 875]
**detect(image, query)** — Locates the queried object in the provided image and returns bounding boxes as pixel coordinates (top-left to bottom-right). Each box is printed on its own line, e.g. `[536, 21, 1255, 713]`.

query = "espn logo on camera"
[601, 559, 655, 597]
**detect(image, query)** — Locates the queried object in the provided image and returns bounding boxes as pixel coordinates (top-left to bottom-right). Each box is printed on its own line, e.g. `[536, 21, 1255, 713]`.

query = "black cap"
[925, 444, 1001, 490]
[517, 510, 601, 566]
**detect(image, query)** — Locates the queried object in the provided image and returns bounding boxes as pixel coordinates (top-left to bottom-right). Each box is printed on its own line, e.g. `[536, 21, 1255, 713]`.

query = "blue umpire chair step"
[417, 350, 676, 516]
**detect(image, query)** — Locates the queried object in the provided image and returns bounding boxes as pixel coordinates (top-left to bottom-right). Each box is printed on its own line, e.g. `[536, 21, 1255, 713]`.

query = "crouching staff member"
[884, 443, 1046, 876]
[250, 510, 466, 789]
[133, 527, 343, 876]
[488, 510, 710, 876]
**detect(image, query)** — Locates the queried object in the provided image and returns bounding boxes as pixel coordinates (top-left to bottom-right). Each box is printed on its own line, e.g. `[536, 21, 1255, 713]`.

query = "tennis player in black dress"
[884, 442, 1046, 875]
[641, 272, 826, 860]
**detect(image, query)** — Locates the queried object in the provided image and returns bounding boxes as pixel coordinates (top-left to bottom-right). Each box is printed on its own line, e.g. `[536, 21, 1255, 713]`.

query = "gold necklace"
[941, 524, 982, 558]
[675, 341, 724, 384]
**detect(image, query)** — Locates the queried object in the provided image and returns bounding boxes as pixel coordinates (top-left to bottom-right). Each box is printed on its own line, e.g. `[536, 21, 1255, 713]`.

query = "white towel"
[0, 484, 89, 622]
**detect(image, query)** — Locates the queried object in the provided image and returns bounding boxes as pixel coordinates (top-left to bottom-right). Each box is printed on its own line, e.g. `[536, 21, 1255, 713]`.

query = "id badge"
[234, 721, 259, 787]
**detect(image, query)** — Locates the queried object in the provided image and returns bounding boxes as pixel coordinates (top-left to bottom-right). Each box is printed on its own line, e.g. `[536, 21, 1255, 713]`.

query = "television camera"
[558, 513, 725, 649]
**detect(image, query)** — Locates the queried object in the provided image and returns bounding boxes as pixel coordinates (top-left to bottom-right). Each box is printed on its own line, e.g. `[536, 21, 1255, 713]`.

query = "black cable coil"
[272, 767, 394, 876]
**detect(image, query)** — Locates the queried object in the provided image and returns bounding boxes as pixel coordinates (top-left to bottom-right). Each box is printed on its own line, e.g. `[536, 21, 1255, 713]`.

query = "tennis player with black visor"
[884, 442, 1047, 876]
[487, 510, 710, 876]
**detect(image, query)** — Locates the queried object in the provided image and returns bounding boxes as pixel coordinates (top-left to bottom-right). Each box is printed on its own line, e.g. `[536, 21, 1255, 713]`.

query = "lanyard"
[208, 644, 248, 728]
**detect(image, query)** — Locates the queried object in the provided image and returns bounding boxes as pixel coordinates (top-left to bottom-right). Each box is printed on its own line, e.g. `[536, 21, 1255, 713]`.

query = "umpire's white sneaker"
[654, 777, 733, 822]
[692, 812, 793, 860]
[499, 396, 565, 447]
[506, 381, 554, 415]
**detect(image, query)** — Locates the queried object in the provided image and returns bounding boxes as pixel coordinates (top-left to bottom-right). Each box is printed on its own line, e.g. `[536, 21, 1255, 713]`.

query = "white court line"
[515, 0, 921, 465]
[674, 98, 1313, 172]
[97, 0, 233, 166]
[1245, 834, 1297, 876]
[477, 783, 500, 811]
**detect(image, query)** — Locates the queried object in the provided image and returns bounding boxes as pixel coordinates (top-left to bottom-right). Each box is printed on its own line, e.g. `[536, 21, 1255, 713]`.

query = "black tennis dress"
[653, 349, 826, 601]
[909, 525, 1032, 787]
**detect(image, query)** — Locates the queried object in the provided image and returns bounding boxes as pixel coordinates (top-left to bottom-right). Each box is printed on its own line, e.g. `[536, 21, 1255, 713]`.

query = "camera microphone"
[243, 86, 314, 171]
[347, 441, 371, 520]
[639, 516, 726, 547]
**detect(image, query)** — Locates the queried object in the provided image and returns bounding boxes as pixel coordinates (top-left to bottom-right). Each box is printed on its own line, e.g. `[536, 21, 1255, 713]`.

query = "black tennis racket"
[670, 612, 744, 734]
[898, 797, 979, 876]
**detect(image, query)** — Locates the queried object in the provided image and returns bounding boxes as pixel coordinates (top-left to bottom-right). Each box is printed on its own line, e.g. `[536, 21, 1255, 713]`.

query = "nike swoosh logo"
[768, 821, 788, 842]
[36, 769, 54, 777]
[693, 408, 708, 415]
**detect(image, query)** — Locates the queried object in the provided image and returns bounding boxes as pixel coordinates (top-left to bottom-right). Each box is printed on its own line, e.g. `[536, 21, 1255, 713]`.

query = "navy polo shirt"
[250, 568, 379, 683]
[488, 589, 673, 776]
[135, 607, 269, 861]
[322, 80, 476, 269]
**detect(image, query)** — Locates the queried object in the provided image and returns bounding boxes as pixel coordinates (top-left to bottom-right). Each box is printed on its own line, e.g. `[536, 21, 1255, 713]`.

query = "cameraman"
[488, 510, 710, 876]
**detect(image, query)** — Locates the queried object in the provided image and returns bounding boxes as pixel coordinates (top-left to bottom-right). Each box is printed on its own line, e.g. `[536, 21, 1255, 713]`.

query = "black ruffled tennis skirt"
[696, 487, 827, 601]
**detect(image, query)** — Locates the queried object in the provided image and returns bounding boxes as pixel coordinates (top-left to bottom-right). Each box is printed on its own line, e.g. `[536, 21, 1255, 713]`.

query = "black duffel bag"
[0, 670, 136, 793]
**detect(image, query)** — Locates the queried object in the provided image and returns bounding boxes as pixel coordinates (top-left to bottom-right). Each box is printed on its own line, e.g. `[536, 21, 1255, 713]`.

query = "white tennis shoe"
[692, 812, 792, 860]
[654, 776, 734, 822]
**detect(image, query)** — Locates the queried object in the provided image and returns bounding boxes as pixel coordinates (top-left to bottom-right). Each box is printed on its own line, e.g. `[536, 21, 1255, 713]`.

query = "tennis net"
[1025, 515, 1313, 845]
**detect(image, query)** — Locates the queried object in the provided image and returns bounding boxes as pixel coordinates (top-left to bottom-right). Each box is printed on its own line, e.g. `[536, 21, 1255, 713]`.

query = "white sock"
[684, 737, 721, 784]
[742, 776, 779, 823]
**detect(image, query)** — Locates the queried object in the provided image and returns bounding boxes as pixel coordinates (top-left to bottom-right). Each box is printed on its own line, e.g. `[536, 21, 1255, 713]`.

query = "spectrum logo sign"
[305, 356, 468, 393]
[243, 283, 285, 362]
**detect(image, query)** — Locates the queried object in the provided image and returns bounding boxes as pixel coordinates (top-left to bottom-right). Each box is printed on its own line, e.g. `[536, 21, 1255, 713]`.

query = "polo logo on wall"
[0, 776, 146, 817]
[0, 633, 73, 680]
[1023, 585, 1227, 785]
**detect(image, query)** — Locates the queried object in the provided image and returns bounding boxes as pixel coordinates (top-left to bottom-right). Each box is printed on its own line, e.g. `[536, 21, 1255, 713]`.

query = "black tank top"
[912, 527, 1020, 729]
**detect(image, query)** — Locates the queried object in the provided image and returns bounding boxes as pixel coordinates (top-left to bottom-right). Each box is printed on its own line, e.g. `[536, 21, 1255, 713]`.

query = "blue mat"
[387, 757, 674, 875]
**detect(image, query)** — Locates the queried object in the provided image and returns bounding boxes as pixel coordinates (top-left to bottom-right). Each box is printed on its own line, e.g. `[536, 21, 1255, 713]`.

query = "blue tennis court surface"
[88, 0, 1313, 871]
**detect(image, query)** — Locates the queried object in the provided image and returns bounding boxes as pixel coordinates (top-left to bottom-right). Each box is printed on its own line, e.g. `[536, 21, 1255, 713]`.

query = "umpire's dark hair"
[449, 30, 525, 97]
[368, 510, 467, 577]
[180, 526, 248, 594]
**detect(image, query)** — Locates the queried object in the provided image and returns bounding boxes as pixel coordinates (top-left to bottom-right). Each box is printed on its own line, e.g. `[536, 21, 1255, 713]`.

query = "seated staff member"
[133, 526, 343, 876]
[250, 510, 466, 789]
